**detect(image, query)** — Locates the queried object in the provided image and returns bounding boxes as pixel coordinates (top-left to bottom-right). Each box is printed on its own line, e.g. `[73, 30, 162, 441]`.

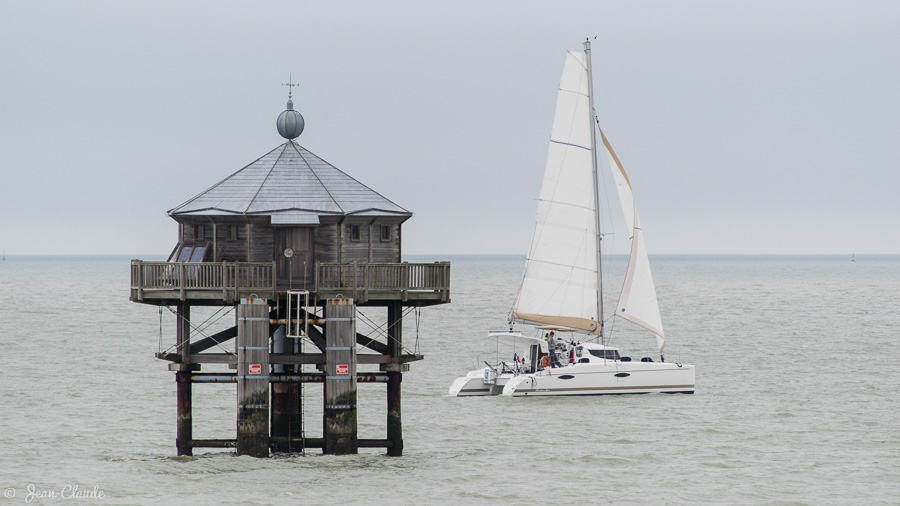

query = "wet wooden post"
[270, 323, 290, 452]
[323, 298, 357, 454]
[175, 371, 192, 456]
[236, 297, 270, 457]
[175, 302, 192, 456]
[270, 382, 298, 452]
[387, 300, 403, 456]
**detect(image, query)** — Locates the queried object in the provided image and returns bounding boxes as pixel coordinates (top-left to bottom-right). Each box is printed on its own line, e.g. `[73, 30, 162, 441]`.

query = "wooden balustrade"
[315, 262, 450, 303]
[130, 261, 276, 302]
[131, 260, 450, 305]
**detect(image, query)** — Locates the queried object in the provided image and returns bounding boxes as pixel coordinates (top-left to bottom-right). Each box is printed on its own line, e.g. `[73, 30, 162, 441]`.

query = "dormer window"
[380, 225, 391, 242]
[349, 225, 361, 242]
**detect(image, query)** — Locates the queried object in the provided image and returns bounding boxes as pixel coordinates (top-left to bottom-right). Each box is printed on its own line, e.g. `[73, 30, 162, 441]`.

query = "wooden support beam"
[236, 298, 269, 458]
[305, 324, 327, 352]
[180, 352, 423, 365]
[190, 439, 235, 448]
[314, 322, 390, 354]
[323, 298, 358, 455]
[188, 372, 391, 383]
[188, 325, 238, 354]
[269, 437, 390, 449]
[356, 333, 390, 354]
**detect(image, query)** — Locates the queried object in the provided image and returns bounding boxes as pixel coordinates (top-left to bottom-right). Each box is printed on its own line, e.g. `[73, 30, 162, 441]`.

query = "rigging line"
[603, 314, 615, 346]
[537, 197, 595, 213]
[193, 306, 232, 335]
[593, 118, 626, 301]
[355, 306, 419, 355]
[158, 307, 164, 354]
[190, 309, 240, 356]
[414, 306, 421, 355]
[353, 309, 392, 354]
[165, 306, 237, 356]
[549, 139, 592, 152]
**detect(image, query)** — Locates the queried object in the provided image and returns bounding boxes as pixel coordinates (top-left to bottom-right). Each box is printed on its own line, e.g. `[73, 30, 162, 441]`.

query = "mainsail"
[601, 129, 666, 353]
[512, 50, 600, 334]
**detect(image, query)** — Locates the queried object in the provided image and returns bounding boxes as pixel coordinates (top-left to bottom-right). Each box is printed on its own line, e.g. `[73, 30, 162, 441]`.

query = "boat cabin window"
[588, 349, 621, 360]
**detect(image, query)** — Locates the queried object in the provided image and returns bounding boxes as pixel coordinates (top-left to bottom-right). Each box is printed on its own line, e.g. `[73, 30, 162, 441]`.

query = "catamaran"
[449, 40, 694, 397]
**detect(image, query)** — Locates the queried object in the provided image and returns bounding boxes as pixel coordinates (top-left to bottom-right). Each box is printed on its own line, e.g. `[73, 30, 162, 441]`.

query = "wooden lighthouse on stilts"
[130, 82, 450, 457]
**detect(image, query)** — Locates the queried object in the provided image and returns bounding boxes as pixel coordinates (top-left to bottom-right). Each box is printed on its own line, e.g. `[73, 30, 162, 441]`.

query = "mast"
[584, 39, 604, 338]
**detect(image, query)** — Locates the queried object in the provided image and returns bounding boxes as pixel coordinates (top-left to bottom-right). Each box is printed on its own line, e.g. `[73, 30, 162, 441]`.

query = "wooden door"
[275, 227, 315, 289]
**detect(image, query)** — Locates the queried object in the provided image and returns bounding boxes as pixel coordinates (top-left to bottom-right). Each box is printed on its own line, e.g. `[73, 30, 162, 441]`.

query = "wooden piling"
[176, 302, 190, 358]
[236, 297, 270, 457]
[175, 302, 193, 456]
[386, 301, 403, 456]
[175, 371, 192, 456]
[270, 324, 292, 452]
[271, 381, 301, 452]
[323, 298, 357, 455]
[387, 372, 402, 456]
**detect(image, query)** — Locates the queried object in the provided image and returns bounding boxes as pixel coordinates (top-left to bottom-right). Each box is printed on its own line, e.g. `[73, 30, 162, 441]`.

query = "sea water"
[0, 255, 897, 505]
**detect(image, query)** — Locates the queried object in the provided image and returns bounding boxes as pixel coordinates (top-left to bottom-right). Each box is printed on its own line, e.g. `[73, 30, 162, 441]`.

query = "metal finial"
[277, 73, 305, 139]
[282, 73, 300, 100]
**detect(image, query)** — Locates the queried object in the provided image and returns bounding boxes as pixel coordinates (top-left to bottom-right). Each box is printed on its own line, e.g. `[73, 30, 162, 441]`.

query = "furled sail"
[512, 51, 600, 334]
[601, 129, 666, 352]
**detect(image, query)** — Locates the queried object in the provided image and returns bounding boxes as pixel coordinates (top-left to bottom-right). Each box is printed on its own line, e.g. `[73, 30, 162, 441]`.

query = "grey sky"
[1, 0, 898, 255]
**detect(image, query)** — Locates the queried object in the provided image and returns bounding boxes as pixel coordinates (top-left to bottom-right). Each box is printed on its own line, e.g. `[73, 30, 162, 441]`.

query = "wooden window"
[175, 245, 207, 262]
[380, 225, 391, 242]
[227, 224, 239, 241]
[349, 225, 360, 242]
[194, 224, 206, 240]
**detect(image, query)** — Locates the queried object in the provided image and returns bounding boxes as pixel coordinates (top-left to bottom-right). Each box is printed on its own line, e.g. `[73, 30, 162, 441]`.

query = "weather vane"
[282, 73, 300, 100]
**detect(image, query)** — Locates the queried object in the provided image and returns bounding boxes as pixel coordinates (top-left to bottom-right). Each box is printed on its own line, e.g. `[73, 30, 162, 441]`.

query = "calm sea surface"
[0, 254, 897, 505]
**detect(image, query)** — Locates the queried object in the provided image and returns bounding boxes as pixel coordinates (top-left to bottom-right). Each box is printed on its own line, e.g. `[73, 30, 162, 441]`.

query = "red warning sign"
[249, 364, 262, 375]
[336, 364, 349, 375]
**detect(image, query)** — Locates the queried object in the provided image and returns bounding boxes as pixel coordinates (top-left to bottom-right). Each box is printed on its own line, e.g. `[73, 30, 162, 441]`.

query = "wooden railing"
[131, 260, 450, 304]
[316, 262, 451, 303]
[131, 261, 276, 302]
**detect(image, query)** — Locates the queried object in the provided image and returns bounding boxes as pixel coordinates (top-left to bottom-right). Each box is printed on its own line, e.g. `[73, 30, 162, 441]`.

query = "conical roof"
[168, 141, 411, 220]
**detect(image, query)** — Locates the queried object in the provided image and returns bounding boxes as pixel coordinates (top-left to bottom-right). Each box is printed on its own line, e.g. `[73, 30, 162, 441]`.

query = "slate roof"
[168, 141, 411, 220]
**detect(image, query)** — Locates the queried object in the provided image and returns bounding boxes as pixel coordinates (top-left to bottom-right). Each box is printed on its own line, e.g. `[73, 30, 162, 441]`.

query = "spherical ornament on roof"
[276, 99, 305, 139]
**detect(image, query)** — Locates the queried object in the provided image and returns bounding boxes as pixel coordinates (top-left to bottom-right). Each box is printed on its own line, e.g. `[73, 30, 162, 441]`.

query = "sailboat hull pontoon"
[448, 332, 547, 397]
[448, 370, 512, 397]
[502, 345, 695, 396]
[502, 364, 695, 396]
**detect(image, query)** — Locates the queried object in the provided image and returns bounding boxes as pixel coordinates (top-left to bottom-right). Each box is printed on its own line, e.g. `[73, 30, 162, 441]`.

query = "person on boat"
[548, 331, 563, 368]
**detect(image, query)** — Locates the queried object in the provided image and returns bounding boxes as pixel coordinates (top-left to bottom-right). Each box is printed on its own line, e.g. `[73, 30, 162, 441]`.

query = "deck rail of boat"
[130, 260, 451, 305]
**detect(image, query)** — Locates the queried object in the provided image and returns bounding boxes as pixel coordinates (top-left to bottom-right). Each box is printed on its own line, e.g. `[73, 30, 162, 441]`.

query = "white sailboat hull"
[501, 361, 695, 396]
[448, 369, 514, 397]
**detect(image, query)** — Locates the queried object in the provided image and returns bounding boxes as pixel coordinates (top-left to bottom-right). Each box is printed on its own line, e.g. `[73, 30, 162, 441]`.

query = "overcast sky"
[2, 0, 898, 255]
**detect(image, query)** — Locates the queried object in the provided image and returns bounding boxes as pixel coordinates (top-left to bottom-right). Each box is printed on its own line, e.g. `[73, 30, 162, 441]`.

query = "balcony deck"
[130, 260, 450, 306]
